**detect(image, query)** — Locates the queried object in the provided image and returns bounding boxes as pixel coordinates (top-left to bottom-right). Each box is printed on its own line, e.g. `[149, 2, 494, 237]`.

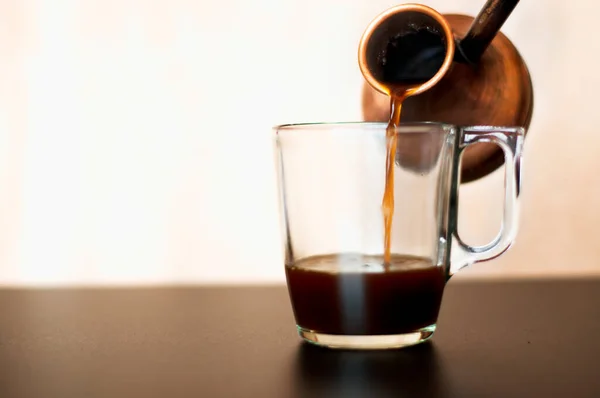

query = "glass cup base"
[297, 324, 436, 350]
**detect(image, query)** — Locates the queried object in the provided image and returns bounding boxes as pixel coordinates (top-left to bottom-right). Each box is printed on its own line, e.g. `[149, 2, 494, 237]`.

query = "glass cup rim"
[273, 121, 456, 135]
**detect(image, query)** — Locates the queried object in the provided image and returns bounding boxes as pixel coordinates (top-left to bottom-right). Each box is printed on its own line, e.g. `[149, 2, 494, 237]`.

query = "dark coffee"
[364, 10, 448, 88]
[373, 27, 447, 87]
[285, 254, 446, 335]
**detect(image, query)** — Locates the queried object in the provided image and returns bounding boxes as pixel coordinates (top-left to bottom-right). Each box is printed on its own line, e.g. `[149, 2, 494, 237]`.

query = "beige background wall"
[0, 0, 597, 285]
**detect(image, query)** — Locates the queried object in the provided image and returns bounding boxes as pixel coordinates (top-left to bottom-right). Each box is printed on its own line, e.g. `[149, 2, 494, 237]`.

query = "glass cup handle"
[450, 126, 525, 275]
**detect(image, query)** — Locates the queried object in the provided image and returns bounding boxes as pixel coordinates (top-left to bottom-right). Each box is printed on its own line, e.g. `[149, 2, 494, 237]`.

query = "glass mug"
[274, 122, 524, 350]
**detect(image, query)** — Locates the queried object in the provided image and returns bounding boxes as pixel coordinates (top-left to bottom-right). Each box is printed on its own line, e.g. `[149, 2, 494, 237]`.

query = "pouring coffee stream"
[357, 4, 456, 265]
[358, 0, 532, 264]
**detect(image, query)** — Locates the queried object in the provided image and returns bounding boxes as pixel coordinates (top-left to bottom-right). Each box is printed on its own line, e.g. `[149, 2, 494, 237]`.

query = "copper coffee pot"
[359, 0, 533, 183]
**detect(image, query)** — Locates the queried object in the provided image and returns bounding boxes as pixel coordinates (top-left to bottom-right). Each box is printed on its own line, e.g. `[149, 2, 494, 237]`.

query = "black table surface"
[1, 278, 599, 398]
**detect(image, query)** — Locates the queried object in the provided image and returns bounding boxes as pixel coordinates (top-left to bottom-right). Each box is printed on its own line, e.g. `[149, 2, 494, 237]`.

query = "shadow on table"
[292, 341, 449, 397]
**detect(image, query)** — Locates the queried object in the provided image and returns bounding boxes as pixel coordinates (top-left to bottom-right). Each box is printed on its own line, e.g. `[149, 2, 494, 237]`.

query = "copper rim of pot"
[358, 3, 455, 98]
